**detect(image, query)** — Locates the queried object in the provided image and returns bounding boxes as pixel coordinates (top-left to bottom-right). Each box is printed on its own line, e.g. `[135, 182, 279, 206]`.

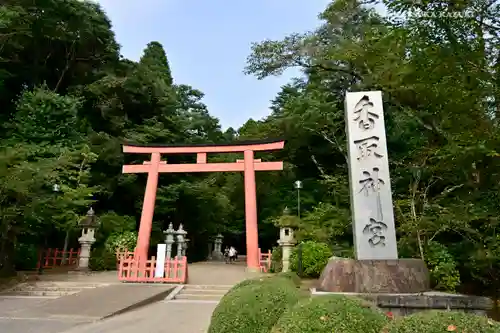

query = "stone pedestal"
[312, 289, 493, 317]
[280, 244, 293, 272]
[77, 231, 96, 271]
[76, 242, 92, 271]
[278, 226, 296, 273]
[317, 258, 429, 293]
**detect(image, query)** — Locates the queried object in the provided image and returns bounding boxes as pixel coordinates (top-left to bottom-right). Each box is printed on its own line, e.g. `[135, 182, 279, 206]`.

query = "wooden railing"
[37, 248, 80, 269]
[259, 249, 272, 273]
[117, 250, 188, 283]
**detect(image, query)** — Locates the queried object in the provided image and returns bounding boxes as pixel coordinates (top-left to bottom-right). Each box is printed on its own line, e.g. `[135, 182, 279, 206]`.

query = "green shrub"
[275, 272, 301, 287]
[208, 277, 301, 333]
[270, 246, 282, 273]
[14, 242, 39, 270]
[271, 294, 387, 333]
[104, 231, 137, 254]
[290, 241, 332, 278]
[425, 241, 461, 291]
[386, 310, 500, 333]
[96, 212, 136, 244]
[89, 247, 117, 271]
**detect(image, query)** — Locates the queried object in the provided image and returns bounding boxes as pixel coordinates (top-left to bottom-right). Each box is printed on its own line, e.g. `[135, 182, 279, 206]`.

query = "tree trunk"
[61, 230, 70, 265]
[0, 237, 16, 278]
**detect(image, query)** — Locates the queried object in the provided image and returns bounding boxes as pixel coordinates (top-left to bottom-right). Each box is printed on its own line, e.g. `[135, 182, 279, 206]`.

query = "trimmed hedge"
[386, 310, 500, 333]
[231, 276, 275, 291]
[275, 272, 301, 287]
[230, 273, 300, 291]
[208, 277, 302, 333]
[271, 294, 388, 333]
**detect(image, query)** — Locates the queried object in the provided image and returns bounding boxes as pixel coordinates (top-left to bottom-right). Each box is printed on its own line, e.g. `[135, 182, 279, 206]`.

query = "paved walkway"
[60, 301, 216, 333]
[0, 261, 259, 333]
[186, 261, 258, 285]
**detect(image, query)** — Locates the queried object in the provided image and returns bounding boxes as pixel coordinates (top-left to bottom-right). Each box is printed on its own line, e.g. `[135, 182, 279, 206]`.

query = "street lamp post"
[292, 180, 303, 277]
[294, 180, 302, 218]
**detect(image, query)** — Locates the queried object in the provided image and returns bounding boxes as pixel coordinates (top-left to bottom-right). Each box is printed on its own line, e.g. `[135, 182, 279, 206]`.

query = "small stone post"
[183, 238, 190, 256]
[213, 234, 224, 260]
[163, 222, 176, 259]
[175, 224, 187, 258]
[278, 226, 296, 273]
[207, 241, 213, 260]
[77, 208, 99, 271]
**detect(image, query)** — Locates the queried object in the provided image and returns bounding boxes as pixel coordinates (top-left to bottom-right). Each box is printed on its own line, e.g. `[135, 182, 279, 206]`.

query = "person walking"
[228, 246, 237, 264]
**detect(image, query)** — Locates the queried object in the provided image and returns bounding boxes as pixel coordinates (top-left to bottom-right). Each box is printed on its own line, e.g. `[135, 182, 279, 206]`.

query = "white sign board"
[155, 244, 167, 278]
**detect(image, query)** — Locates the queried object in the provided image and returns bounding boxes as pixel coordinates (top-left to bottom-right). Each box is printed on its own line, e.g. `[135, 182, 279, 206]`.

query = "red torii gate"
[122, 139, 285, 271]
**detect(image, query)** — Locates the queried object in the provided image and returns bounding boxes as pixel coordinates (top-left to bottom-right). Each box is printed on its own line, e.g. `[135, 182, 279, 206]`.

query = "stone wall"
[311, 289, 492, 317]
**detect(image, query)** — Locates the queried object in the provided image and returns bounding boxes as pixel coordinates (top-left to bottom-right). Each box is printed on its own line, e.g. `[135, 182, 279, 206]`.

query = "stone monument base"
[311, 289, 492, 317]
[211, 251, 223, 261]
[317, 258, 429, 293]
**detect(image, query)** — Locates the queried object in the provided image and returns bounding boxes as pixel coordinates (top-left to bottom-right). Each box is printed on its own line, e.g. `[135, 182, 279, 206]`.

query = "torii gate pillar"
[243, 150, 259, 270]
[122, 139, 285, 271]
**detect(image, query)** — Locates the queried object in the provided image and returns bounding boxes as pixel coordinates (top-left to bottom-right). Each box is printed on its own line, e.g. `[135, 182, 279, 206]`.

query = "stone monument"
[76, 207, 99, 271]
[163, 222, 175, 259]
[175, 224, 187, 258]
[318, 91, 429, 293]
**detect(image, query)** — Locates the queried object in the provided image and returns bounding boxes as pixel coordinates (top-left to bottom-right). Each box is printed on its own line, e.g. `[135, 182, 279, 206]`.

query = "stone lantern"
[175, 224, 187, 258]
[277, 207, 297, 273]
[77, 207, 99, 271]
[163, 222, 176, 259]
[212, 233, 224, 261]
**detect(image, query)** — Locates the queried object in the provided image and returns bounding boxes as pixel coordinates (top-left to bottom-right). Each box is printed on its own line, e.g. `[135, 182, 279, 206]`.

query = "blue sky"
[96, 0, 383, 130]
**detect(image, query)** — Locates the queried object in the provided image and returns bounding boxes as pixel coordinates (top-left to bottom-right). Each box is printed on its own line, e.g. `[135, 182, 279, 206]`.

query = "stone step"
[181, 288, 229, 295]
[10, 286, 89, 292]
[37, 282, 108, 288]
[1, 282, 109, 298]
[12, 282, 107, 290]
[0, 295, 60, 299]
[168, 299, 219, 304]
[0, 290, 81, 297]
[175, 293, 223, 301]
[183, 284, 232, 291]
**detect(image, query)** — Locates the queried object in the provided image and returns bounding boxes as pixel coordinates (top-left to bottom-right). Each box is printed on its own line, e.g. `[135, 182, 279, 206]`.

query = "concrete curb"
[164, 285, 185, 301]
[101, 286, 175, 320]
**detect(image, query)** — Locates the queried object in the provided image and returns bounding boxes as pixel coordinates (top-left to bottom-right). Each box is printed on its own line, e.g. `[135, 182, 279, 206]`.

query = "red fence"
[259, 249, 272, 273]
[37, 248, 80, 269]
[117, 251, 188, 283]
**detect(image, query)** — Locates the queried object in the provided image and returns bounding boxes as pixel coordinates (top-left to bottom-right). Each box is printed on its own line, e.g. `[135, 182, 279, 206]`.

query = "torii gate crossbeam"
[122, 139, 285, 271]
